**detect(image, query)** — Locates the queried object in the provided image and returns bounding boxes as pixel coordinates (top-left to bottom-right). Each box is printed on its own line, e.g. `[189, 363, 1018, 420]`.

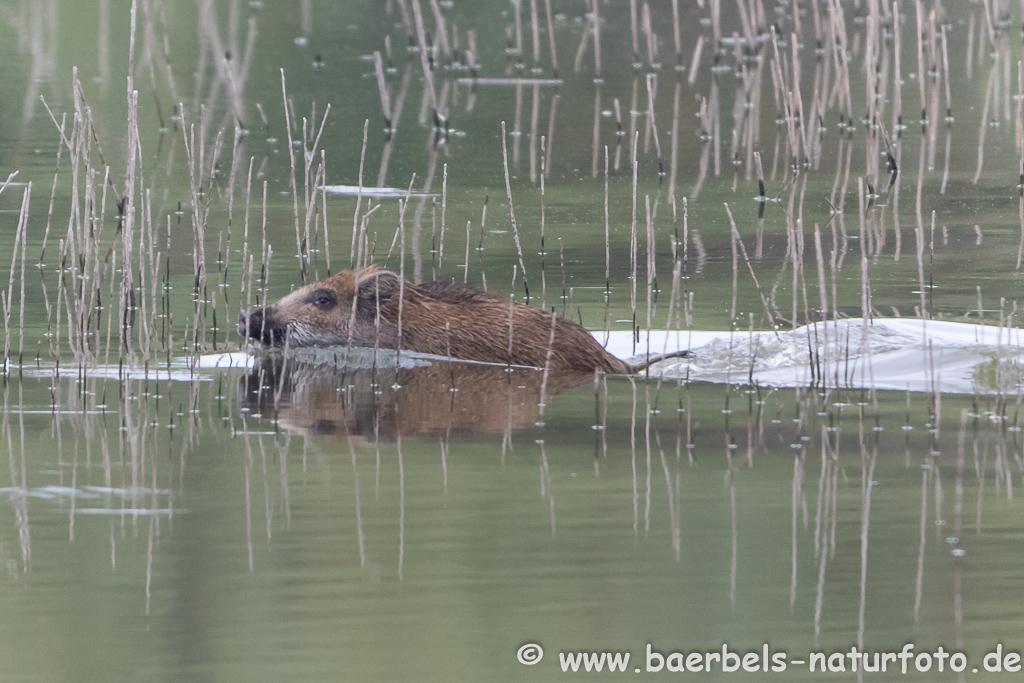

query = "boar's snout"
[238, 308, 268, 343]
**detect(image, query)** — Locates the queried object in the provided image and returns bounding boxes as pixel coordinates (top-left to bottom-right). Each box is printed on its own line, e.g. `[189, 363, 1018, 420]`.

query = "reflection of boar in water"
[239, 354, 593, 440]
[237, 268, 688, 373]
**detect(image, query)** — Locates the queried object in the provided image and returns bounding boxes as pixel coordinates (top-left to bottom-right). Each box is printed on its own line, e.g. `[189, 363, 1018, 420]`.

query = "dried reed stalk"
[501, 121, 530, 298]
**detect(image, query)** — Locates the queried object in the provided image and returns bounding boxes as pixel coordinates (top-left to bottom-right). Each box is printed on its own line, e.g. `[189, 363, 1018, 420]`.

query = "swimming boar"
[237, 268, 688, 373]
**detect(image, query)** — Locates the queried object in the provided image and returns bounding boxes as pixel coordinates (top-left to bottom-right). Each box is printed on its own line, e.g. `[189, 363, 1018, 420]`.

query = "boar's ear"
[355, 270, 401, 317]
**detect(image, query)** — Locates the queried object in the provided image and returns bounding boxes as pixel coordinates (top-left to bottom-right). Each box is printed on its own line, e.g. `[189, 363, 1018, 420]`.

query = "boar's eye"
[309, 289, 336, 311]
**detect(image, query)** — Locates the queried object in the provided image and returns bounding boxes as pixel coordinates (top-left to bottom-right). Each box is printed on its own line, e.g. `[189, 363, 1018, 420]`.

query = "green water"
[0, 1, 1022, 681]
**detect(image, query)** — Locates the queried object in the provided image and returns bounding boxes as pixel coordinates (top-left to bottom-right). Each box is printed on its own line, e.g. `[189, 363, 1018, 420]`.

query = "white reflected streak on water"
[321, 185, 436, 198]
[612, 318, 1024, 394]
[0, 485, 178, 516]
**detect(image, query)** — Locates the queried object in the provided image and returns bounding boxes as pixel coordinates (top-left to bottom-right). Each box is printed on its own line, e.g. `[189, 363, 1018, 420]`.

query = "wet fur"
[238, 268, 684, 374]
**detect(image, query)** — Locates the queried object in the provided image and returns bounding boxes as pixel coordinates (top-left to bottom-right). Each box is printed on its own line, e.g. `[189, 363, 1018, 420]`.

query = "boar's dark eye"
[309, 289, 336, 311]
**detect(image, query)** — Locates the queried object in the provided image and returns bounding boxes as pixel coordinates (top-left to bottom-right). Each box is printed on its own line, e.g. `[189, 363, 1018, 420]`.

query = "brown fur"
[237, 267, 687, 373]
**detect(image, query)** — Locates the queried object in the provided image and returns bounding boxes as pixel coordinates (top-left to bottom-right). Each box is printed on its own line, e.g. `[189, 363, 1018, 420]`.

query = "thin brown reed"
[281, 70, 303, 280]
[350, 120, 369, 268]
[542, 0, 557, 75]
[374, 51, 393, 130]
[501, 121, 529, 298]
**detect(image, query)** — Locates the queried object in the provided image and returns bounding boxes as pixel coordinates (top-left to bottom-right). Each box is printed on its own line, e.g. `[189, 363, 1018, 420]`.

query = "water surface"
[0, 1, 1022, 681]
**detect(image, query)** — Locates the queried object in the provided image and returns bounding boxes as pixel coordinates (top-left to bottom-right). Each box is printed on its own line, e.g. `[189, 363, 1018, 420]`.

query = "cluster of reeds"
[1, 11, 1023, 644]
[3, 1, 1024, 415]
